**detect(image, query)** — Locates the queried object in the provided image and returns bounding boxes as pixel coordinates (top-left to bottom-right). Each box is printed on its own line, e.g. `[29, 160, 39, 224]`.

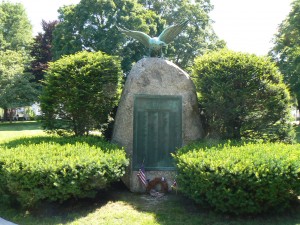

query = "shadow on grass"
[30, 190, 115, 224]
[0, 188, 115, 225]
[1, 182, 300, 225]
[0, 182, 130, 225]
[109, 189, 300, 225]
[1, 125, 300, 224]
[0, 183, 204, 225]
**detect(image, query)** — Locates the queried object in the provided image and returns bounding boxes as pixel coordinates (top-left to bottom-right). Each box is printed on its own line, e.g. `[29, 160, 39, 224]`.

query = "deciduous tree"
[52, 0, 161, 73]
[0, 1, 32, 51]
[138, 0, 226, 69]
[0, 50, 39, 121]
[0, 2, 35, 120]
[270, 0, 300, 109]
[30, 20, 58, 82]
[52, 0, 225, 72]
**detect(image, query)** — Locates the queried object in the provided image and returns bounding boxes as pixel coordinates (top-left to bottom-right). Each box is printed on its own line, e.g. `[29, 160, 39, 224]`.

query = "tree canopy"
[30, 20, 58, 82]
[0, 1, 32, 51]
[270, 0, 300, 109]
[52, 0, 160, 72]
[0, 2, 37, 120]
[138, 0, 225, 69]
[52, 0, 225, 72]
[0, 50, 39, 115]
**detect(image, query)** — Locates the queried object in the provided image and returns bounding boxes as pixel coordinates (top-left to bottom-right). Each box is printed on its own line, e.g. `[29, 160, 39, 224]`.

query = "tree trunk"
[7, 108, 16, 123]
[3, 108, 8, 121]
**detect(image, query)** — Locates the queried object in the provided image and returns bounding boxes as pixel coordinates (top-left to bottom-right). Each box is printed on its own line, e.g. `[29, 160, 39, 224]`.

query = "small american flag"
[137, 164, 147, 187]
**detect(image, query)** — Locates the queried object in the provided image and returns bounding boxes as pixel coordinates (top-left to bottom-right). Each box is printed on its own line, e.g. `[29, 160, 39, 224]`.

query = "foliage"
[52, 0, 161, 73]
[0, 1, 32, 51]
[0, 73, 39, 108]
[40, 51, 122, 136]
[138, 0, 226, 69]
[192, 49, 294, 142]
[0, 2, 36, 120]
[0, 50, 24, 78]
[1, 135, 120, 149]
[0, 135, 128, 208]
[174, 142, 300, 215]
[30, 20, 58, 83]
[0, 50, 40, 118]
[1, 123, 300, 224]
[52, 0, 225, 72]
[270, 0, 300, 110]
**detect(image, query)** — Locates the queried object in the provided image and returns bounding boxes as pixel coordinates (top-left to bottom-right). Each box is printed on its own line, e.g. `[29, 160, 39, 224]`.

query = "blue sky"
[8, 0, 293, 56]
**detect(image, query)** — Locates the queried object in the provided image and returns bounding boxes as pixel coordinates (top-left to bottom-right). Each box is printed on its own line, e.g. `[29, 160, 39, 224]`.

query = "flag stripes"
[137, 164, 147, 187]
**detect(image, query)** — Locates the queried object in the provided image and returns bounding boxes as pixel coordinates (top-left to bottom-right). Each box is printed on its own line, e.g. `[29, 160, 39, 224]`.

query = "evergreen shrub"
[0, 136, 128, 208]
[174, 142, 300, 214]
[40, 51, 122, 136]
[192, 49, 294, 142]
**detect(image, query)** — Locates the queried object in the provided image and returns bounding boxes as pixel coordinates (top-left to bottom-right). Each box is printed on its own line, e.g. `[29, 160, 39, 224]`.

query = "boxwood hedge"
[174, 142, 300, 214]
[0, 136, 128, 208]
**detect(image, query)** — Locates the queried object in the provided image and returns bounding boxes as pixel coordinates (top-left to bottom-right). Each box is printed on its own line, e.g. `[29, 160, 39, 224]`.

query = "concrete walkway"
[0, 218, 17, 225]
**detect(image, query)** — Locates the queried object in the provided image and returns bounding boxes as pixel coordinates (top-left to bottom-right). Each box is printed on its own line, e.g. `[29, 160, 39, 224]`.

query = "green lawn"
[1, 122, 300, 225]
[0, 121, 44, 142]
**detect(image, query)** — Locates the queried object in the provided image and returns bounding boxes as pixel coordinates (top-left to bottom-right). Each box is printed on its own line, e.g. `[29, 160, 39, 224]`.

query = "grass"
[1, 122, 300, 225]
[2, 187, 300, 225]
[0, 121, 44, 142]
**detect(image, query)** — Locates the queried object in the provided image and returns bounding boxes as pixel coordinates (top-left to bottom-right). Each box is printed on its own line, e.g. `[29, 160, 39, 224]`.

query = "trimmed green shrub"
[192, 49, 294, 142]
[174, 142, 300, 214]
[40, 50, 122, 136]
[1, 135, 120, 149]
[0, 137, 128, 208]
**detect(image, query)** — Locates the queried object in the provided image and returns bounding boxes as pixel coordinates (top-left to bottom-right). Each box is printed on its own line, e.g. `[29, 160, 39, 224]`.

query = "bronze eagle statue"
[117, 20, 188, 57]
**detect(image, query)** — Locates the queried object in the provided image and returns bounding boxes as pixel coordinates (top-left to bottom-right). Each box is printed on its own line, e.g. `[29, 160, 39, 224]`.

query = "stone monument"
[112, 57, 203, 192]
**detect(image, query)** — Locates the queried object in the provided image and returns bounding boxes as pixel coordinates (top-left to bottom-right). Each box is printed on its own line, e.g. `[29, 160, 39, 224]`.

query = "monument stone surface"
[112, 57, 203, 192]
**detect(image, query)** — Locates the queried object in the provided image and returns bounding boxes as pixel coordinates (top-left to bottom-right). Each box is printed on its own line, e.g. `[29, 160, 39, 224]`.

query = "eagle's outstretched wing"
[117, 26, 151, 48]
[158, 20, 188, 44]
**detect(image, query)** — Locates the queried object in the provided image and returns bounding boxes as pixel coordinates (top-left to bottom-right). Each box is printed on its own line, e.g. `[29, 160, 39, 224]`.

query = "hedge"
[174, 142, 300, 214]
[0, 136, 128, 208]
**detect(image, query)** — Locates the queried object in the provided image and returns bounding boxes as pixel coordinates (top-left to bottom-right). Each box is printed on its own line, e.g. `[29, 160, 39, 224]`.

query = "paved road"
[0, 218, 17, 225]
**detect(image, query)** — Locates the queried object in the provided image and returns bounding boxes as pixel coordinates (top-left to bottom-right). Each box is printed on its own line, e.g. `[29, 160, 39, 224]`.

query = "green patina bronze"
[117, 20, 188, 57]
[133, 95, 182, 170]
